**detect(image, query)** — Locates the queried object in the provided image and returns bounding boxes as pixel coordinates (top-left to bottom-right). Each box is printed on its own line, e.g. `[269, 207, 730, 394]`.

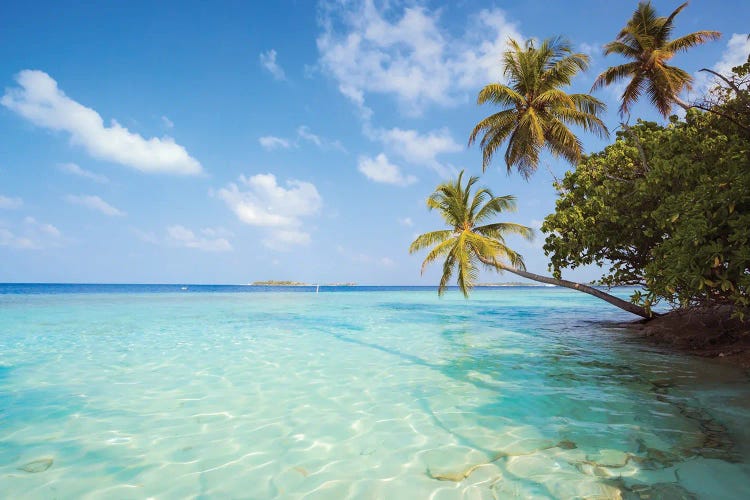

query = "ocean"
[1, 284, 748, 498]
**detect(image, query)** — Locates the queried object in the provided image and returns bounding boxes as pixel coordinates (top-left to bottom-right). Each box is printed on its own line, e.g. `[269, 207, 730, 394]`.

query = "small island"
[251, 280, 311, 286]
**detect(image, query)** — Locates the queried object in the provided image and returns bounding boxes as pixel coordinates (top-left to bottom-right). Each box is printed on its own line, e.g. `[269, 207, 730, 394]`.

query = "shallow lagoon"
[1, 286, 749, 498]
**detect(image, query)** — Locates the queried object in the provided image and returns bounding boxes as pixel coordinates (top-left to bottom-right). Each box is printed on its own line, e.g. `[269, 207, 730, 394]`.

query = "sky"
[1, 0, 748, 285]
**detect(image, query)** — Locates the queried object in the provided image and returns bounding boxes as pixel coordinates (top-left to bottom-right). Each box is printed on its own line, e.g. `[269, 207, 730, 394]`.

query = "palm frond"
[553, 106, 609, 139]
[659, 2, 689, 43]
[473, 195, 517, 225]
[474, 222, 533, 241]
[592, 62, 639, 91]
[545, 119, 583, 165]
[664, 31, 721, 54]
[420, 237, 457, 274]
[455, 232, 477, 298]
[437, 246, 457, 297]
[602, 41, 641, 58]
[618, 72, 646, 116]
[409, 230, 454, 253]
[476, 83, 525, 107]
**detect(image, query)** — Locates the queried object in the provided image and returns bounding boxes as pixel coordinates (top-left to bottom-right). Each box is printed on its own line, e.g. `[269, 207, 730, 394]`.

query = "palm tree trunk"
[477, 255, 657, 319]
[673, 96, 692, 111]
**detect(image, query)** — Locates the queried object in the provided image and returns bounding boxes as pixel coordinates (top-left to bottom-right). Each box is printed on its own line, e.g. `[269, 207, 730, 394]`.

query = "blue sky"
[1, 0, 748, 285]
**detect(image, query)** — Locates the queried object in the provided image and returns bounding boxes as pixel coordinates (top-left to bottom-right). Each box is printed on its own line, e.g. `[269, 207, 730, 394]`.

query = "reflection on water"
[0, 287, 748, 498]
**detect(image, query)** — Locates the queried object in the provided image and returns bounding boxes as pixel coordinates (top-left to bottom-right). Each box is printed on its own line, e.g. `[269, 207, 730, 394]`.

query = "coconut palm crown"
[592, 1, 720, 117]
[408, 171, 532, 297]
[469, 37, 608, 179]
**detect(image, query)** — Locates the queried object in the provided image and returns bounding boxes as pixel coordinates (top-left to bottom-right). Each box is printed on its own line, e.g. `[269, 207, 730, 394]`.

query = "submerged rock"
[621, 481, 697, 500]
[556, 439, 577, 450]
[19, 458, 53, 473]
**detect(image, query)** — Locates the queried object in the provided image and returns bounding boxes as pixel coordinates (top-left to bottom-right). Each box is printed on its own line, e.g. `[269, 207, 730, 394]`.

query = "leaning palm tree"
[592, 1, 720, 117]
[469, 37, 608, 179]
[409, 171, 655, 319]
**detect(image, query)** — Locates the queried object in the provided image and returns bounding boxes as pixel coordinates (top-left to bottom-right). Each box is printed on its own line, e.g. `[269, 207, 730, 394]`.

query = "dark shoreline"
[620, 308, 750, 368]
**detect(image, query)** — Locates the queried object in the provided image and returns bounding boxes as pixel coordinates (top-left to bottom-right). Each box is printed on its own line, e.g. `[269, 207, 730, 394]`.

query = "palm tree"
[469, 37, 608, 179]
[592, 1, 720, 117]
[409, 171, 656, 319]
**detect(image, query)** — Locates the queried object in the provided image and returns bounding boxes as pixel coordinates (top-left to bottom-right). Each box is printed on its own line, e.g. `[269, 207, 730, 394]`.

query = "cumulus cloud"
[259, 136, 293, 150]
[317, 1, 522, 115]
[0, 195, 23, 209]
[711, 34, 750, 76]
[216, 173, 322, 250]
[57, 162, 109, 183]
[65, 194, 125, 216]
[368, 126, 461, 176]
[358, 153, 417, 186]
[694, 33, 750, 94]
[166, 225, 232, 252]
[260, 49, 286, 80]
[1, 70, 202, 175]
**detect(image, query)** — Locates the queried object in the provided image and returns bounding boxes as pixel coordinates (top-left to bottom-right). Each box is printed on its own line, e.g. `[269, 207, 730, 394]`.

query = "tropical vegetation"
[412, 1, 750, 322]
[468, 37, 607, 178]
[409, 171, 655, 318]
[592, 1, 720, 117]
[544, 58, 750, 315]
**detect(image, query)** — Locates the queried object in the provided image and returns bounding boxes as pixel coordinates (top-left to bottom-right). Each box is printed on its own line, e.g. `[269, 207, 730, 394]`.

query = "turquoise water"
[1, 285, 749, 499]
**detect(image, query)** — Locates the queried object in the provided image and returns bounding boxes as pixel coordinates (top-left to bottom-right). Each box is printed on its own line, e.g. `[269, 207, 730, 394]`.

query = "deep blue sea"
[1, 284, 748, 498]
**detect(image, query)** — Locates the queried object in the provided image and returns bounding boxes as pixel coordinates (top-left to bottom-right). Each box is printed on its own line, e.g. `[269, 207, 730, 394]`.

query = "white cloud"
[0, 195, 23, 209]
[24, 216, 61, 237]
[358, 153, 417, 186]
[0, 228, 36, 249]
[369, 126, 461, 176]
[1, 70, 202, 175]
[317, 1, 522, 115]
[65, 194, 125, 216]
[166, 225, 232, 252]
[161, 115, 174, 129]
[712, 34, 750, 76]
[260, 49, 286, 81]
[1, 217, 63, 249]
[694, 33, 750, 94]
[57, 162, 109, 183]
[259, 136, 293, 150]
[398, 217, 413, 227]
[216, 173, 322, 250]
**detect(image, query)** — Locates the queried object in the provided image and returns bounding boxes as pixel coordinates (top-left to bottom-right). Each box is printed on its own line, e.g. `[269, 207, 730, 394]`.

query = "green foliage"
[469, 37, 607, 178]
[409, 171, 532, 297]
[543, 64, 750, 313]
[593, 1, 720, 117]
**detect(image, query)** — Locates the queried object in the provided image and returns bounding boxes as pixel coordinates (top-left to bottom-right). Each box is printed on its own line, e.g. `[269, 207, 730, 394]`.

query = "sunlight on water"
[1, 286, 749, 498]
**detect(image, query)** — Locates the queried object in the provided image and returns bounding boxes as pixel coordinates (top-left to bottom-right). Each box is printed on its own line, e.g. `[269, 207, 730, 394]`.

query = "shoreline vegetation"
[410, 2, 749, 360]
